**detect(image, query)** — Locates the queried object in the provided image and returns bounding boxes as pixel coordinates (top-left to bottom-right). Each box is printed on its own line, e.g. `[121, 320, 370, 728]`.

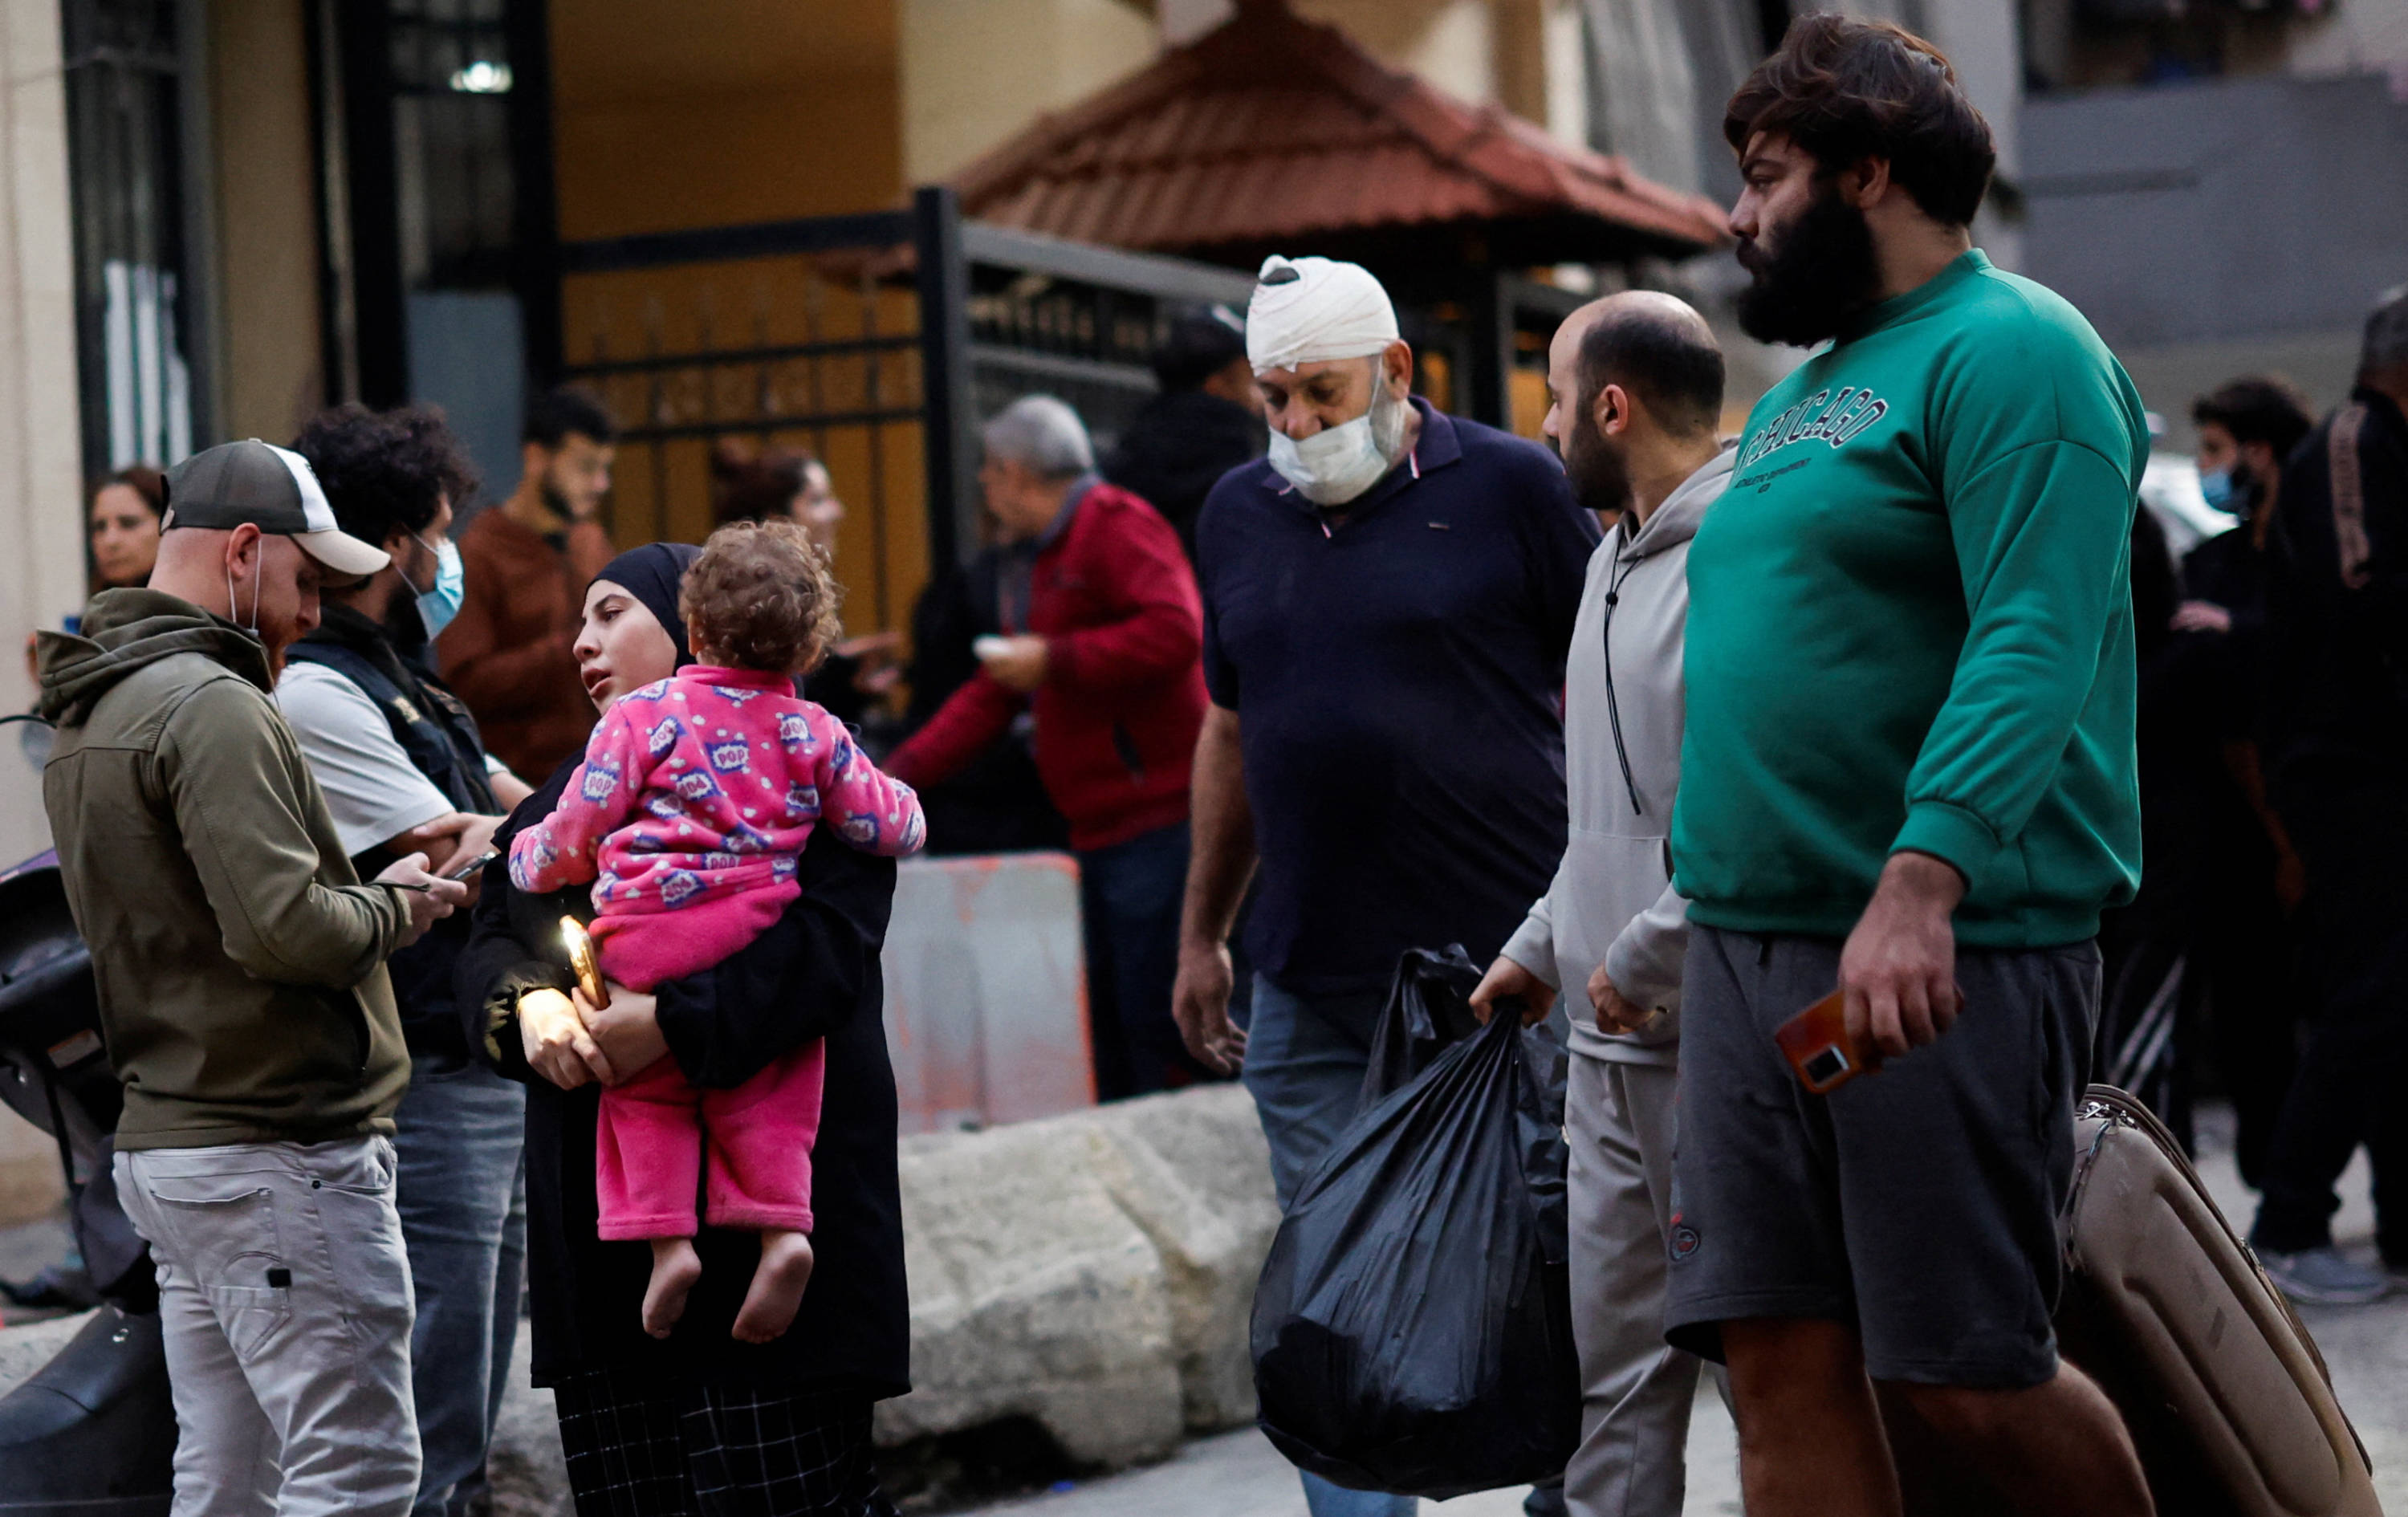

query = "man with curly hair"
[1667, 15, 2154, 1514]
[283, 403, 535, 1517]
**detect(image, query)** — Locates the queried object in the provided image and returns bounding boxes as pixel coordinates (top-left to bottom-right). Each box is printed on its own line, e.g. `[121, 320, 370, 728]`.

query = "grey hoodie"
[1502, 444, 1733, 1064]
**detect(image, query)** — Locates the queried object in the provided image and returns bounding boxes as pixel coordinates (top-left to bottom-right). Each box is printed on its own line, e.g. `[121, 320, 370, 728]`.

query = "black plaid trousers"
[551, 1369, 899, 1517]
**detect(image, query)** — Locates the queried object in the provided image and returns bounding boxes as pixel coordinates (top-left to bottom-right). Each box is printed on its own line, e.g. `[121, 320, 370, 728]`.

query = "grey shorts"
[1662, 925, 2098, 1389]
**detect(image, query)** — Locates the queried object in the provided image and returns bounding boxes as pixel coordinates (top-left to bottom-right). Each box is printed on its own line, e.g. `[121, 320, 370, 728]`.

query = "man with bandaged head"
[1173, 256, 1598, 1517]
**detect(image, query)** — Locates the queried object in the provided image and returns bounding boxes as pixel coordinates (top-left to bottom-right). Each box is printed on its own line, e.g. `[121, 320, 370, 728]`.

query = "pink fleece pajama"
[509, 665, 925, 1238]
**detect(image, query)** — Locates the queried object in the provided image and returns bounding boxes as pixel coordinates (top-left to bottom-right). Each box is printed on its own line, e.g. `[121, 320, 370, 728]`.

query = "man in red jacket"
[889, 395, 1211, 1098]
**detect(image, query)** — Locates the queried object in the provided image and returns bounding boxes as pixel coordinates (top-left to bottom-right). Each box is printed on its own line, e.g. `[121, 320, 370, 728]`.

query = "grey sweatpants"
[116, 1137, 421, 1517]
[1564, 1053, 1699, 1517]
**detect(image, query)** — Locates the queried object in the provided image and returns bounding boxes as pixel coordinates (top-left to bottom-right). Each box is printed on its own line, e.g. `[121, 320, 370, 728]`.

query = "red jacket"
[890, 481, 1206, 852]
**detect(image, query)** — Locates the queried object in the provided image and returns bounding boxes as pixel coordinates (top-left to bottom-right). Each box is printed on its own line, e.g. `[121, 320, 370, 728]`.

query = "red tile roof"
[954, 0, 1729, 266]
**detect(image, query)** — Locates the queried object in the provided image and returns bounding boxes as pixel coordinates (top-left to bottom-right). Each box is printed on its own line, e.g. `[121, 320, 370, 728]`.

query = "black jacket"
[289, 604, 498, 1060]
[898, 551, 1068, 856]
[457, 758, 908, 1393]
[1101, 388, 1263, 557]
[2264, 387, 2408, 781]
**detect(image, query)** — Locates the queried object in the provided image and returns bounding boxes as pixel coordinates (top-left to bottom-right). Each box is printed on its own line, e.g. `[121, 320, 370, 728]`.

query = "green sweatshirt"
[1674, 250, 2148, 946]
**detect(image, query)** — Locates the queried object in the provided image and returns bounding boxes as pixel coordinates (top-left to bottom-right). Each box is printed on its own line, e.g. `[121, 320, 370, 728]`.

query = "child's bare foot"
[643, 1238, 703, 1339]
[730, 1230, 814, 1344]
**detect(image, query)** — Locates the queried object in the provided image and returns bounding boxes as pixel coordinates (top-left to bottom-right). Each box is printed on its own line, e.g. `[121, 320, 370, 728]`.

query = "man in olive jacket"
[36, 439, 464, 1517]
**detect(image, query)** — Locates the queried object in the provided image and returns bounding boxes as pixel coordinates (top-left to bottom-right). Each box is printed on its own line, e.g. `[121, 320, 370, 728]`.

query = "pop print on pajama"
[509, 664, 925, 1239]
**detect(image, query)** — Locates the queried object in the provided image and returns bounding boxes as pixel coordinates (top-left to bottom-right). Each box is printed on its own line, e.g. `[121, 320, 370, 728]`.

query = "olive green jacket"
[37, 589, 412, 1150]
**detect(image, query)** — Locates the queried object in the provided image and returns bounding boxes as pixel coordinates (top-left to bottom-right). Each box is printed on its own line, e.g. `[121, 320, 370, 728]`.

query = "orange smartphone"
[560, 916, 612, 1010]
[1774, 990, 1881, 1094]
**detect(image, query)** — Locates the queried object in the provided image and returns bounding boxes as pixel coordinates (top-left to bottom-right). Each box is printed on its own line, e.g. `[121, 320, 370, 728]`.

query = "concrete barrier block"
[877, 1116, 1186, 1467]
[1081, 1085, 1280, 1432]
[883, 855, 1095, 1134]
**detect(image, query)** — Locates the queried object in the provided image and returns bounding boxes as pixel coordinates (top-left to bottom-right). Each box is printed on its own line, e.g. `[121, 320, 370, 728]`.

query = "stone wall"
[0, 0, 87, 867]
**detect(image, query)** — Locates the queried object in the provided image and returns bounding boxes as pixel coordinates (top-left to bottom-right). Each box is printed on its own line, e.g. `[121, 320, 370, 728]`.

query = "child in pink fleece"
[509, 519, 924, 1343]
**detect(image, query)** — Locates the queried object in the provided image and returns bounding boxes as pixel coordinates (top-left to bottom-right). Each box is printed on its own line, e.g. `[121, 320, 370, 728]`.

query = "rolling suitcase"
[2058, 1084, 2382, 1517]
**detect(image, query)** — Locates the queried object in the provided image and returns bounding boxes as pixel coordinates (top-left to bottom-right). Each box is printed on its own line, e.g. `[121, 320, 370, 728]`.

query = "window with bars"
[61, 0, 205, 487]
[319, 0, 547, 503]
[388, 0, 515, 292]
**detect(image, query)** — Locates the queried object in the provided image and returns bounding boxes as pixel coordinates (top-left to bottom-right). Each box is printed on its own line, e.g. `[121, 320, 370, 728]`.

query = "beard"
[1735, 181, 1884, 348]
[1560, 411, 1631, 519]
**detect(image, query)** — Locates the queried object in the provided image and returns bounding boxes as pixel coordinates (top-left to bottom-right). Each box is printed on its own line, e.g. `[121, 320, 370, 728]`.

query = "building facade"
[2, 0, 2403, 868]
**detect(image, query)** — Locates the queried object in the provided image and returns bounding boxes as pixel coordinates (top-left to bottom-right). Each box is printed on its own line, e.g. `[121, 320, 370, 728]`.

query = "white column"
[901, 0, 1162, 185]
[0, 0, 85, 864]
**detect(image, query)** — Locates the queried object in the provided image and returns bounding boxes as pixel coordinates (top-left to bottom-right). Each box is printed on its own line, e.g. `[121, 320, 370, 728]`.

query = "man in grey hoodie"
[1472, 294, 1732, 1517]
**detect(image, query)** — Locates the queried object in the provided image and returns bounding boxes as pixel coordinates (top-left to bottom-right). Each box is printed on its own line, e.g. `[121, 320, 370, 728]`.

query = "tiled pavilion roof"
[953, 0, 1729, 268]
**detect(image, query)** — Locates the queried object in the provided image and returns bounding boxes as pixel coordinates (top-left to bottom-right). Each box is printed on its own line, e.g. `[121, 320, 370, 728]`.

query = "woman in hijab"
[456, 543, 909, 1517]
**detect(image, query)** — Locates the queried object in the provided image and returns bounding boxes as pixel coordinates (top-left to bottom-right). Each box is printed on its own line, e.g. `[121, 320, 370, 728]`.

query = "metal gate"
[553, 187, 1252, 633]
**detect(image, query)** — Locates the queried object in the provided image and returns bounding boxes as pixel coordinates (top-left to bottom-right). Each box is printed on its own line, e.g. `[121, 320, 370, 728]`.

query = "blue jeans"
[1079, 822, 1196, 1100]
[392, 1052, 528, 1517]
[1241, 978, 1418, 1517]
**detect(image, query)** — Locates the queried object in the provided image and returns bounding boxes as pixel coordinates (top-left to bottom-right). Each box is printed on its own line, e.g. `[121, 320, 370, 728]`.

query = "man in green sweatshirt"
[37, 439, 466, 1517]
[1662, 18, 2154, 1515]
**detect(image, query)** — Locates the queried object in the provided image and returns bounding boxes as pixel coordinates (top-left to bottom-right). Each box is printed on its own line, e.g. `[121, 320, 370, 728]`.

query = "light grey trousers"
[116, 1137, 421, 1517]
[1564, 1055, 1700, 1517]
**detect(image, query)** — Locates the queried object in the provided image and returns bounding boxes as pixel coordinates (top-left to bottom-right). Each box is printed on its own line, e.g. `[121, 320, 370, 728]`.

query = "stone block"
[1080, 1084, 1280, 1432]
[877, 1115, 1186, 1468]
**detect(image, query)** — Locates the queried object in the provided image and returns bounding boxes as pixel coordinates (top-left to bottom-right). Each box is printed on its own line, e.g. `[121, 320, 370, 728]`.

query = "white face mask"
[1268, 384, 1409, 506]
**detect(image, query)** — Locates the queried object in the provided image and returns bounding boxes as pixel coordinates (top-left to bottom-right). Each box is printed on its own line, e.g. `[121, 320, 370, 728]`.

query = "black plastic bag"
[1358, 945, 1491, 1109]
[1251, 946, 1580, 1499]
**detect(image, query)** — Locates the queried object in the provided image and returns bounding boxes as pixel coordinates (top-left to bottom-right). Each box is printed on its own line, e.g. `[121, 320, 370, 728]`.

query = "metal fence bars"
[553, 187, 1254, 636]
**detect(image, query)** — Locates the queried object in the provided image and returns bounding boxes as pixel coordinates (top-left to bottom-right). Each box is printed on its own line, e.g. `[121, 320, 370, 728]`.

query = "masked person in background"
[37, 438, 466, 1517]
[281, 405, 536, 1517]
[2154, 380, 2315, 1185]
[2249, 289, 2408, 1306]
[1172, 254, 1597, 1517]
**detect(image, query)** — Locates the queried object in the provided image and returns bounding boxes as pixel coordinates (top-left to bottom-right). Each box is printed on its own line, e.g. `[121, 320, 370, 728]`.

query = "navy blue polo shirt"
[1196, 398, 1599, 995]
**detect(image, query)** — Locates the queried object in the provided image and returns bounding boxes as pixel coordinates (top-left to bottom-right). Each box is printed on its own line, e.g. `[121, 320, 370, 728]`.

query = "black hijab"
[591, 542, 702, 669]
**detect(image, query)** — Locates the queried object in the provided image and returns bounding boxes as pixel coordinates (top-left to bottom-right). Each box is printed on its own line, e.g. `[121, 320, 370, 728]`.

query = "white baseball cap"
[162, 440, 391, 579]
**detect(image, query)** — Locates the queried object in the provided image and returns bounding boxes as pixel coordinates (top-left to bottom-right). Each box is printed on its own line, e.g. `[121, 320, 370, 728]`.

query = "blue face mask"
[410, 533, 465, 638]
[2198, 466, 2235, 513]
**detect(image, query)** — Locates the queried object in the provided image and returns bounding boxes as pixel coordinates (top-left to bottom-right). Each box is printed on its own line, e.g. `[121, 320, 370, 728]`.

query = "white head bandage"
[1246, 255, 1400, 373]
